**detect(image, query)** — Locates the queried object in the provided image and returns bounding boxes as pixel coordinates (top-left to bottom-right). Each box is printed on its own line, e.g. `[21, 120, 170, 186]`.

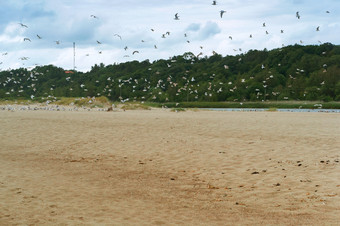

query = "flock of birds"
[0, 1, 334, 104]
[0, 1, 332, 68]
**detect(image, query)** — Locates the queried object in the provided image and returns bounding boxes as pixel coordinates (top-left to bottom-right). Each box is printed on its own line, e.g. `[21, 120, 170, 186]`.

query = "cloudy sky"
[0, 0, 339, 72]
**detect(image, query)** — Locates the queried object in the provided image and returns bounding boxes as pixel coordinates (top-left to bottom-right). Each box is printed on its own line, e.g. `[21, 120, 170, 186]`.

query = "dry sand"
[1, 107, 339, 225]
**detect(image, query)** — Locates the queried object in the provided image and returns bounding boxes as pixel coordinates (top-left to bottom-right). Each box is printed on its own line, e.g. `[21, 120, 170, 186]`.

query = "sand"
[1, 107, 339, 225]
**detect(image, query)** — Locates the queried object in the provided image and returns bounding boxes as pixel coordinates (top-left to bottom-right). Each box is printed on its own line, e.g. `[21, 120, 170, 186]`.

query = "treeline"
[1, 43, 340, 102]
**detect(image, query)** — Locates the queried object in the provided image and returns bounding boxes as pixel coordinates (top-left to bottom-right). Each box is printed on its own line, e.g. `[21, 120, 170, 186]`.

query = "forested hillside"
[1, 43, 340, 102]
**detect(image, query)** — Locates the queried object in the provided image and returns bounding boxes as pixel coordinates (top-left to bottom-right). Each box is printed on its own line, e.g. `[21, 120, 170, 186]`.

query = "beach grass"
[147, 101, 340, 109]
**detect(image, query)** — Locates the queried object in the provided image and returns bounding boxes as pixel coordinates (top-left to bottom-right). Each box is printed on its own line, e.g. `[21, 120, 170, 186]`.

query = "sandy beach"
[1, 107, 339, 225]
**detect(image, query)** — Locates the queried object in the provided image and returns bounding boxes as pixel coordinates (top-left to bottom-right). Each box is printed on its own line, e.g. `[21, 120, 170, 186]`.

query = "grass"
[150, 101, 340, 109]
[54, 96, 112, 108]
[170, 108, 186, 112]
[120, 103, 151, 110]
[2, 98, 340, 109]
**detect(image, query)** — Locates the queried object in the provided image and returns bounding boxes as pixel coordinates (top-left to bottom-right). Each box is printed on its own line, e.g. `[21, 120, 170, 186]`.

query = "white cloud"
[0, 0, 339, 72]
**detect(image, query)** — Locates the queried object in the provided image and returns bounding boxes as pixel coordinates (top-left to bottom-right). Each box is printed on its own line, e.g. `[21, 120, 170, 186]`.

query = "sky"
[0, 0, 339, 72]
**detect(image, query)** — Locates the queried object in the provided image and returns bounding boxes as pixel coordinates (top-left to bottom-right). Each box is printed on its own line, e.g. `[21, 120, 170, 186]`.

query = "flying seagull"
[90, 15, 98, 19]
[316, 26, 320, 31]
[296, 11, 300, 19]
[212, 1, 217, 5]
[36, 34, 42, 39]
[114, 34, 122, 40]
[220, 10, 226, 18]
[18, 23, 28, 28]
[132, 50, 139, 55]
[96, 40, 102, 44]
[174, 13, 180, 20]
[55, 40, 60, 45]
[23, 38, 31, 42]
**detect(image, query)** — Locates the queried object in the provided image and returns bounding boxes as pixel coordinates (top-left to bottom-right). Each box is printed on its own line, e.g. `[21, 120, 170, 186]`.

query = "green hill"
[1, 43, 340, 103]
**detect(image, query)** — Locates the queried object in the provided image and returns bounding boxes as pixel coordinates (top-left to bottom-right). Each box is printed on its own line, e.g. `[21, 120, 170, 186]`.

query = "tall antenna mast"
[73, 42, 76, 71]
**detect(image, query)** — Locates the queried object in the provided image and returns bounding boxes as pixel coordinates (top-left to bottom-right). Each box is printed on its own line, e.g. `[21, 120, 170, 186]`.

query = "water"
[201, 108, 340, 113]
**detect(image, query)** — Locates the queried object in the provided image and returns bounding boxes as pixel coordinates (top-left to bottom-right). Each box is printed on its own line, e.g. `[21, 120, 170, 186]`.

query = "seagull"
[249, 34, 252, 38]
[90, 15, 98, 19]
[326, 11, 330, 13]
[281, 29, 284, 33]
[97, 40, 102, 44]
[266, 31, 269, 34]
[154, 45, 157, 49]
[132, 50, 139, 55]
[296, 11, 300, 19]
[114, 34, 122, 40]
[124, 46, 128, 51]
[23, 38, 31, 42]
[263, 22, 266, 27]
[174, 13, 180, 20]
[18, 23, 28, 28]
[151, 28, 155, 32]
[229, 36, 232, 40]
[220, 10, 226, 18]
[55, 40, 60, 45]
[36, 34, 42, 39]
[212, 1, 217, 5]
[316, 26, 320, 31]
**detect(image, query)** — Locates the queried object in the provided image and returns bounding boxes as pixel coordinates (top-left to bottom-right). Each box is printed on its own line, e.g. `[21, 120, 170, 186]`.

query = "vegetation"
[1, 43, 340, 108]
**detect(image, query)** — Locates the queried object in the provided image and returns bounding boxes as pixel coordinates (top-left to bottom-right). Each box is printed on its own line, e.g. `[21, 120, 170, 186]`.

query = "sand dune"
[1, 108, 339, 225]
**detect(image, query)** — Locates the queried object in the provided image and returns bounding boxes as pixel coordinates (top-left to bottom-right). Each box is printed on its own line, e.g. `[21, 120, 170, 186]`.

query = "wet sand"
[1, 108, 339, 225]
